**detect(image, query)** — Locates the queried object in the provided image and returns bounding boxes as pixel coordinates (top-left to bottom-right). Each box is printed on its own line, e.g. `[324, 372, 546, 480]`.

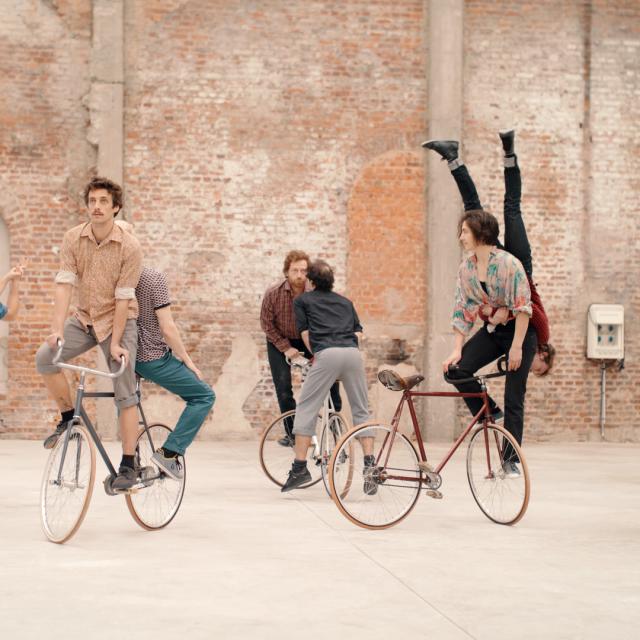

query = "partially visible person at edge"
[424, 138, 536, 477]
[260, 250, 341, 447]
[0, 265, 24, 322]
[37, 177, 143, 491]
[133, 262, 215, 480]
[281, 260, 375, 494]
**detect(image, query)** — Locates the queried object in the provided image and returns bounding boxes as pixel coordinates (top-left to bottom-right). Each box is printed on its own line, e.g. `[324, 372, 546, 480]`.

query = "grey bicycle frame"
[52, 341, 160, 483]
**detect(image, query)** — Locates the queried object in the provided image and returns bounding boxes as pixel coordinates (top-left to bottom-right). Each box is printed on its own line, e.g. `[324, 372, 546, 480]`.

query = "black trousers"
[449, 323, 537, 458]
[266, 339, 342, 435]
[450, 158, 537, 453]
[452, 156, 532, 276]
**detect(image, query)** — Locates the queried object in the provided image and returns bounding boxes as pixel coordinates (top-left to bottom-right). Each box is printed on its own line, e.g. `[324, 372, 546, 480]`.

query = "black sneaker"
[277, 433, 295, 447]
[111, 466, 138, 491]
[43, 419, 72, 450]
[281, 466, 312, 492]
[363, 463, 379, 496]
[421, 139, 460, 162]
[490, 409, 504, 424]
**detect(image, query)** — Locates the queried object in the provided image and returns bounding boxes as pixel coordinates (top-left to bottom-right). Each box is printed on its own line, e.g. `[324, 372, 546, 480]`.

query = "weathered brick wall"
[0, 0, 94, 436]
[122, 0, 427, 435]
[1, 0, 638, 443]
[462, 0, 640, 441]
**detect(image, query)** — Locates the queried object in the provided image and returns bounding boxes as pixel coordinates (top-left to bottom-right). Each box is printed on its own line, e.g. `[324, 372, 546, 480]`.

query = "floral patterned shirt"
[452, 248, 532, 336]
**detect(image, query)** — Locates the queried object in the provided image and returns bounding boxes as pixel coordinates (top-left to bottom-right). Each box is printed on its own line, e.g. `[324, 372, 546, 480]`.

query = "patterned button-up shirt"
[260, 279, 309, 352]
[55, 222, 142, 342]
[135, 267, 171, 363]
[453, 248, 532, 336]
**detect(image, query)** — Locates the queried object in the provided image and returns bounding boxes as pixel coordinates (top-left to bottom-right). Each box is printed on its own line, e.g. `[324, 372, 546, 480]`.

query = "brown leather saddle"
[378, 369, 425, 392]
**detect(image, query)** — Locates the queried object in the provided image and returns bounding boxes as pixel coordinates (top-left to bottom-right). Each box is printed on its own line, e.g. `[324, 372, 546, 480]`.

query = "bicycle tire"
[126, 423, 186, 530]
[319, 413, 352, 497]
[40, 423, 96, 544]
[258, 410, 323, 489]
[329, 423, 422, 530]
[466, 423, 530, 525]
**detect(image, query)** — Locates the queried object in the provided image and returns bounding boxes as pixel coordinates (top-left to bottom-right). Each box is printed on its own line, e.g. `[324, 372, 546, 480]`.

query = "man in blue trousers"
[134, 266, 215, 479]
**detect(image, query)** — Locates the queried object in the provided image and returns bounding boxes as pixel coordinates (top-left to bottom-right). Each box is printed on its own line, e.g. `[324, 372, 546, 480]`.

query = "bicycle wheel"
[319, 413, 352, 497]
[329, 423, 422, 530]
[466, 423, 530, 525]
[41, 423, 96, 544]
[258, 410, 322, 489]
[126, 423, 186, 530]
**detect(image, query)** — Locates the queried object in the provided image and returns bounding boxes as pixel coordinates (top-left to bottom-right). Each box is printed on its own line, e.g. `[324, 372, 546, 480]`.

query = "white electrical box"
[587, 304, 624, 360]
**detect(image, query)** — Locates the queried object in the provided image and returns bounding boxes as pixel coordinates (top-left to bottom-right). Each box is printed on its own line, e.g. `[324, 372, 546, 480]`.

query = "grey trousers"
[36, 317, 139, 410]
[292, 347, 370, 437]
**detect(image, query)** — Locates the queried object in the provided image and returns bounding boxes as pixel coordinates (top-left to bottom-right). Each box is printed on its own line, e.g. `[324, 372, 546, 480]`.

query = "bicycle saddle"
[378, 370, 424, 392]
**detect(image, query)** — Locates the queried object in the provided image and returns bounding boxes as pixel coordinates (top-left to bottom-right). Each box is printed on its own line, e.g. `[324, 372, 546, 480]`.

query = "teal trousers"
[136, 352, 215, 455]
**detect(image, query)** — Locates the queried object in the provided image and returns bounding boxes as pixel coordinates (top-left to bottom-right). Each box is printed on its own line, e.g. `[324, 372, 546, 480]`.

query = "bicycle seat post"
[73, 371, 87, 420]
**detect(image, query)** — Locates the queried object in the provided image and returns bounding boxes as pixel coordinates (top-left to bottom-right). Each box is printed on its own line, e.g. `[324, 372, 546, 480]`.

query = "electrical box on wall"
[587, 304, 624, 360]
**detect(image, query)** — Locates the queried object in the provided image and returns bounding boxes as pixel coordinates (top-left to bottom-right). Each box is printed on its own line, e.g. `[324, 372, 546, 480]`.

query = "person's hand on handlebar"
[442, 349, 462, 373]
[47, 331, 63, 350]
[110, 343, 129, 365]
[284, 347, 301, 361]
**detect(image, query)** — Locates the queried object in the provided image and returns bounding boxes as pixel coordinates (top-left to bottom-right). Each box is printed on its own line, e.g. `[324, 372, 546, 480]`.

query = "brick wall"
[1, 0, 638, 443]
[0, 0, 94, 437]
[462, 0, 640, 440]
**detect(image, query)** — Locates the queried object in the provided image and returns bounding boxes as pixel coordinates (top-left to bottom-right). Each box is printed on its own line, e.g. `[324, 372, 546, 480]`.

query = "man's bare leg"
[358, 435, 374, 457]
[119, 405, 139, 456]
[293, 435, 311, 463]
[42, 372, 73, 412]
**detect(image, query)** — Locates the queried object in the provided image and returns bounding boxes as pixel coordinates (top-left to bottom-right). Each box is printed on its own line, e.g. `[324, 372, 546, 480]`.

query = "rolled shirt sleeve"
[115, 236, 143, 300]
[55, 229, 78, 286]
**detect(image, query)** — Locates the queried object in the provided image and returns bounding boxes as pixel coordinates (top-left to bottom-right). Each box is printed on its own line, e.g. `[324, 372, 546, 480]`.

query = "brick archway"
[346, 150, 426, 327]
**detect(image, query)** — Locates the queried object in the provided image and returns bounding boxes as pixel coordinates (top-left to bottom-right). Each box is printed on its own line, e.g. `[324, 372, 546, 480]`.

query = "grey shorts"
[36, 317, 139, 410]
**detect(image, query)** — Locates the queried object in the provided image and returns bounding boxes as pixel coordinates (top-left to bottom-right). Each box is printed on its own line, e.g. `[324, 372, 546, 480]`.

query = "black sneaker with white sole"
[281, 466, 311, 492]
[43, 419, 73, 450]
[111, 466, 138, 491]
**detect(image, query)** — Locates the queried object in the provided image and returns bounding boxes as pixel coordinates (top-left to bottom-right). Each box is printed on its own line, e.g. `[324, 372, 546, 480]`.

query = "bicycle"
[328, 357, 530, 529]
[259, 356, 352, 495]
[40, 341, 186, 544]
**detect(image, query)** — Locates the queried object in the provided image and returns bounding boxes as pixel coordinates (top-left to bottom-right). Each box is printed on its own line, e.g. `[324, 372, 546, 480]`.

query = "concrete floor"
[1, 439, 639, 639]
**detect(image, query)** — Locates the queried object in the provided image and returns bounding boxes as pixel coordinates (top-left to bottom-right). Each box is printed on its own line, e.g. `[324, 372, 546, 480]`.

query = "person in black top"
[281, 260, 374, 492]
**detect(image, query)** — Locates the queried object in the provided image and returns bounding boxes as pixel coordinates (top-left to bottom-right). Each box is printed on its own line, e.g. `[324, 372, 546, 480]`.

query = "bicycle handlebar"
[443, 356, 508, 385]
[285, 354, 311, 369]
[53, 339, 127, 379]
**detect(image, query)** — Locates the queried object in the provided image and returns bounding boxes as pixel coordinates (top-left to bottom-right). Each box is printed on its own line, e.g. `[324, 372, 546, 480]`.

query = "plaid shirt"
[260, 279, 307, 352]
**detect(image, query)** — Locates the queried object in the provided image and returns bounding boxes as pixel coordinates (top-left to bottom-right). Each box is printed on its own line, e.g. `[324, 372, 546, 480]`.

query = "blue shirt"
[0, 302, 7, 320]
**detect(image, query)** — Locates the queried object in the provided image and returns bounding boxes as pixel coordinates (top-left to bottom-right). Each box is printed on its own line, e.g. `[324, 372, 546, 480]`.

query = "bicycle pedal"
[418, 461, 434, 473]
[425, 489, 443, 500]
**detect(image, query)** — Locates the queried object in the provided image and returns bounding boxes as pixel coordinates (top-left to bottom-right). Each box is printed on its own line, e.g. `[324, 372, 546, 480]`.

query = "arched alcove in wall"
[0, 216, 9, 397]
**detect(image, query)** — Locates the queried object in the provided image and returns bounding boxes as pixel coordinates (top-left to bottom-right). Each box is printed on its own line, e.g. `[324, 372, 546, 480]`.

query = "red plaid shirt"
[260, 279, 307, 352]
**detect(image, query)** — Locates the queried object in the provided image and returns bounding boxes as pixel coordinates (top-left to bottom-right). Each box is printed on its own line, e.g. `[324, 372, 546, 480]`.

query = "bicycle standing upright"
[40, 341, 186, 543]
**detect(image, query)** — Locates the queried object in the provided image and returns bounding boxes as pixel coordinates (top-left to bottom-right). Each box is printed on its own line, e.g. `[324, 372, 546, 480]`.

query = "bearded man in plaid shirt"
[260, 250, 341, 446]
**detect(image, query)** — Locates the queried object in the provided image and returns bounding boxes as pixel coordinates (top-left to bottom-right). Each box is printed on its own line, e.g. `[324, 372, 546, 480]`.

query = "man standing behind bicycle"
[281, 260, 373, 492]
[37, 177, 143, 491]
[260, 250, 341, 446]
[133, 265, 215, 479]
